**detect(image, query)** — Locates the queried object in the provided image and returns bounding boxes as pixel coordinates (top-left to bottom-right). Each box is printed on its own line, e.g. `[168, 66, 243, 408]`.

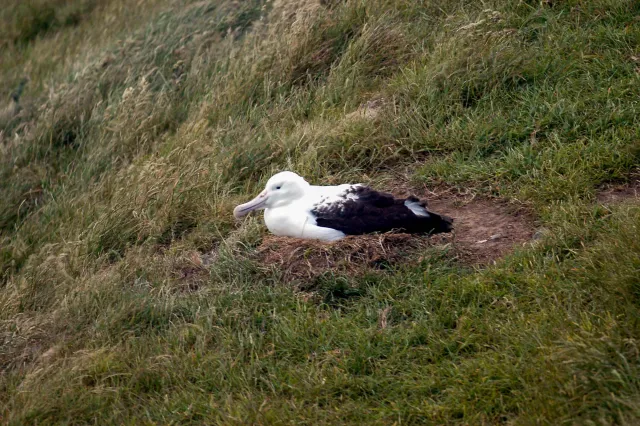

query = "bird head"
[233, 171, 310, 218]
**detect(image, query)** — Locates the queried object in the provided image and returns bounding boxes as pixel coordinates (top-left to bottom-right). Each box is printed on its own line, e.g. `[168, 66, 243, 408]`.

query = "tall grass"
[1, 0, 639, 424]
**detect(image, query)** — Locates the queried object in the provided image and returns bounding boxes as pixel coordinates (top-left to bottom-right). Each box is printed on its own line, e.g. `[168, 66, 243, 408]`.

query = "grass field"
[1, 0, 639, 424]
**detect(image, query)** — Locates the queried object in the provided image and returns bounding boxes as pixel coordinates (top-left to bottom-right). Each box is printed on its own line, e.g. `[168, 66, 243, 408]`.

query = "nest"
[255, 233, 451, 282]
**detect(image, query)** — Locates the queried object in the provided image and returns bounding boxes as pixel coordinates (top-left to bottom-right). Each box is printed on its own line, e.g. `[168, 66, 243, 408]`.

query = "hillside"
[1, 0, 639, 424]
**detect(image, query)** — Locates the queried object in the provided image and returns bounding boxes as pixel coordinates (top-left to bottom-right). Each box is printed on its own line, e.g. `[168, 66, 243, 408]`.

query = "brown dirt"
[596, 177, 640, 204]
[171, 250, 209, 293]
[0, 320, 52, 371]
[428, 195, 535, 265]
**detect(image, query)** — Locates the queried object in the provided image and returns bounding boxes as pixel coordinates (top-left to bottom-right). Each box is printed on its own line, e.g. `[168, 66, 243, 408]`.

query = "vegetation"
[1, 0, 639, 423]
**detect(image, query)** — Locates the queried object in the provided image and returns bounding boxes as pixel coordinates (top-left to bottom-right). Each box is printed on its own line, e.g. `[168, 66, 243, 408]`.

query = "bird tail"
[404, 196, 453, 234]
[404, 197, 430, 217]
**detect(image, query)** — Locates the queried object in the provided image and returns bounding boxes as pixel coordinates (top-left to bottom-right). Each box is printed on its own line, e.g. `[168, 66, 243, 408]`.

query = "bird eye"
[275, 185, 281, 190]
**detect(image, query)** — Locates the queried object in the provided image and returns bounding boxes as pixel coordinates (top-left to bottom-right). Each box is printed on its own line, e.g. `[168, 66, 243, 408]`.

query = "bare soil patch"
[174, 251, 211, 293]
[428, 195, 534, 264]
[596, 177, 640, 205]
[0, 320, 53, 372]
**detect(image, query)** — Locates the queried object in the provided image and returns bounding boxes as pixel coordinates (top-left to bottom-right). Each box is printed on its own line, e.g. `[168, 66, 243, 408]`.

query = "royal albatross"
[233, 171, 453, 241]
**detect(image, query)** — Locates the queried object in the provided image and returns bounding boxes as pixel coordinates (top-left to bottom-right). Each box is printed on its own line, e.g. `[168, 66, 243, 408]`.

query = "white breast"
[264, 203, 313, 238]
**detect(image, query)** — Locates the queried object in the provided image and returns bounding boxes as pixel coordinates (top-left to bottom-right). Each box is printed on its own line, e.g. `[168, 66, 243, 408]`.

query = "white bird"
[233, 171, 453, 241]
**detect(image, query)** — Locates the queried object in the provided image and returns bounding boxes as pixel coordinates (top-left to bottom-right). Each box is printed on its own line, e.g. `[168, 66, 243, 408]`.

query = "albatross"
[233, 171, 453, 241]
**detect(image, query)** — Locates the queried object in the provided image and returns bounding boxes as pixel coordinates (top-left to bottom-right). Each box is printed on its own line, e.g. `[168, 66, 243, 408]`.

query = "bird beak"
[233, 190, 269, 218]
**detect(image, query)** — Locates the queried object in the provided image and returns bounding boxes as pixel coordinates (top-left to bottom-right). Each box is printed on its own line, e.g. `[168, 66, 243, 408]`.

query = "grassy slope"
[1, 0, 639, 424]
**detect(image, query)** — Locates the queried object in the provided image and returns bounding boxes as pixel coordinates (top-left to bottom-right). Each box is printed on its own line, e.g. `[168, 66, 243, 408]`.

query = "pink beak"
[233, 190, 268, 218]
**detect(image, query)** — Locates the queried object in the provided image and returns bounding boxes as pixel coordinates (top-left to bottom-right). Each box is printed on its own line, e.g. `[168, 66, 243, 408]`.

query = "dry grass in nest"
[255, 233, 449, 282]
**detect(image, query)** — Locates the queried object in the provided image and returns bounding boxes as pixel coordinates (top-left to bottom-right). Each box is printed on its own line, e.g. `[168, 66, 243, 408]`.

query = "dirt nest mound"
[256, 233, 448, 281]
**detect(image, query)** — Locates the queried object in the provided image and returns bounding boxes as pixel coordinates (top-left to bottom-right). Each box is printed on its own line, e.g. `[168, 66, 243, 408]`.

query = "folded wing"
[311, 186, 452, 236]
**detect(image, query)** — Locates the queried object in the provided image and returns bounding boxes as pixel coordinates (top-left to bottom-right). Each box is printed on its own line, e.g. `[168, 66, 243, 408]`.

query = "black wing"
[311, 186, 452, 236]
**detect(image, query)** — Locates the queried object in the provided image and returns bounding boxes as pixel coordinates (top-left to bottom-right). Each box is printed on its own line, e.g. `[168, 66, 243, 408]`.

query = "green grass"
[1, 0, 639, 424]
